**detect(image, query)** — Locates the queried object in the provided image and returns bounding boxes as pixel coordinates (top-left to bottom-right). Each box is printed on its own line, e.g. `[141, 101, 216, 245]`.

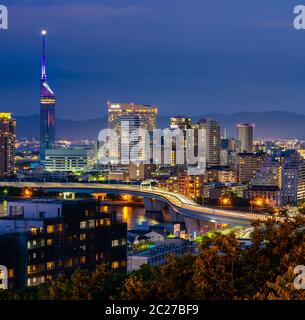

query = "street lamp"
[219, 196, 232, 207]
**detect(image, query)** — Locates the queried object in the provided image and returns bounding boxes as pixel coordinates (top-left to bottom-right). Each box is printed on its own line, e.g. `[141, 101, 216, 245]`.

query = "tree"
[192, 234, 240, 300]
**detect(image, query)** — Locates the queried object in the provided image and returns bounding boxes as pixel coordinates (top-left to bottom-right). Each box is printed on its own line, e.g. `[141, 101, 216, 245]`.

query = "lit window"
[47, 262, 55, 270]
[112, 240, 119, 247]
[96, 253, 103, 261]
[80, 234, 86, 241]
[8, 269, 14, 278]
[47, 239, 54, 246]
[80, 256, 86, 264]
[88, 220, 95, 228]
[111, 261, 119, 269]
[47, 225, 55, 234]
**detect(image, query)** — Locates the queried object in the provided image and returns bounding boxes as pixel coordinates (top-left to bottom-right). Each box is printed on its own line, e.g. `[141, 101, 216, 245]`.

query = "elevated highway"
[0, 182, 271, 230]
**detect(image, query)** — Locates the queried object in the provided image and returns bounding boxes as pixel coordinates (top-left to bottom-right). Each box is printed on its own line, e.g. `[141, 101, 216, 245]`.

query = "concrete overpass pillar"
[144, 198, 164, 213]
[183, 217, 201, 237]
[168, 206, 184, 223]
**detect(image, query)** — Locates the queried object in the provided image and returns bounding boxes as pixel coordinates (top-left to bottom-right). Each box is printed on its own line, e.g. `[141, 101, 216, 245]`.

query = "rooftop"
[130, 239, 192, 257]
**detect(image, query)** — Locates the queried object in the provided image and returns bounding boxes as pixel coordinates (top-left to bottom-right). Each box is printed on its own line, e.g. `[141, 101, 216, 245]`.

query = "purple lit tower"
[40, 30, 56, 162]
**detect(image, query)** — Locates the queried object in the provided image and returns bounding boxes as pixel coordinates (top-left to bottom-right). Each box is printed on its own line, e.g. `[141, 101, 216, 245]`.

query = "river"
[0, 201, 162, 230]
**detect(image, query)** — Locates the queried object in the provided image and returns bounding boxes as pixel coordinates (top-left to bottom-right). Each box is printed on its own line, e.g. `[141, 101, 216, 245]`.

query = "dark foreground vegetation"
[2, 214, 305, 300]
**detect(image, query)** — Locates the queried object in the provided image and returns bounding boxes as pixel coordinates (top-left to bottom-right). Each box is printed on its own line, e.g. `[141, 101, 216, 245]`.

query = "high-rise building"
[247, 157, 283, 207]
[120, 115, 141, 164]
[237, 124, 254, 153]
[170, 116, 192, 129]
[169, 116, 192, 166]
[40, 30, 56, 162]
[0, 113, 16, 178]
[236, 152, 267, 183]
[108, 102, 157, 132]
[250, 157, 282, 187]
[108, 103, 157, 164]
[198, 118, 221, 167]
[281, 160, 305, 205]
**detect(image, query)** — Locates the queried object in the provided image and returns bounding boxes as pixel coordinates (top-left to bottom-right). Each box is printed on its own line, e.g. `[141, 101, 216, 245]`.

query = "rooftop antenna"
[41, 30, 47, 81]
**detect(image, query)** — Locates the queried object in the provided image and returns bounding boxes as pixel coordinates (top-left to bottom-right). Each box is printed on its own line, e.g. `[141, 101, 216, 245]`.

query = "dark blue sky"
[1, 0, 305, 120]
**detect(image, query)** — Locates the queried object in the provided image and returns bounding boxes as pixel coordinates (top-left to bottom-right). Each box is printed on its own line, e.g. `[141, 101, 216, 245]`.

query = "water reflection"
[112, 206, 159, 230]
[0, 201, 160, 230]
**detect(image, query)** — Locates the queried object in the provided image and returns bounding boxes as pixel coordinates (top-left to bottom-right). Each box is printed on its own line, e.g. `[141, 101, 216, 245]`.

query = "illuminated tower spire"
[40, 29, 56, 162]
[41, 30, 47, 82]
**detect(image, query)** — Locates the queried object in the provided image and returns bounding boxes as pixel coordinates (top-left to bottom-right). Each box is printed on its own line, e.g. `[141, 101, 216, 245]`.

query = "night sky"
[1, 0, 305, 120]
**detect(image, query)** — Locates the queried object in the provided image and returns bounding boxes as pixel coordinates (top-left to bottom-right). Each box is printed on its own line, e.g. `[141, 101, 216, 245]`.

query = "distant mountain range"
[14, 111, 305, 140]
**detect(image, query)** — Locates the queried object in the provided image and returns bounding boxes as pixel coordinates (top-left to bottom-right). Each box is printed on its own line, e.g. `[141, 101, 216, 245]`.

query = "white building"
[128, 239, 194, 272]
[44, 148, 94, 172]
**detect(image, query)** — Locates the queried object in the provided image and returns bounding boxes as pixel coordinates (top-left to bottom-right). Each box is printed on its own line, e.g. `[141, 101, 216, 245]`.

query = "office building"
[237, 124, 254, 153]
[198, 119, 221, 167]
[108, 103, 157, 164]
[44, 148, 94, 172]
[204, 167, 237, 184]
[129, 163, 157, 181]
[157, 169, 203, 200]
[120, 115, 142, 164]
[169, 116, 192, 166]
[0, 199, 127, 290]
[250, 157, 282, 187]
[0, 113, 16, 178]
[281, 160, 305, 205]
[40, 31, 56, 162]
[236, 152, 267, 183]
[246, 185, 282, 207]
[108, 102, 157, 132]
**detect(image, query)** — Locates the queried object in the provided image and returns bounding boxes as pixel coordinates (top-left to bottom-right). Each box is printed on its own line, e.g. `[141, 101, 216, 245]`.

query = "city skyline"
[2, 1, 305, 304]
[1, 1, 305, 120]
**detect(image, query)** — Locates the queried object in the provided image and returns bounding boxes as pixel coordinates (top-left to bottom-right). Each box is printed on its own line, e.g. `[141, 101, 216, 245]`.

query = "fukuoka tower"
[40, 30, 56, 162]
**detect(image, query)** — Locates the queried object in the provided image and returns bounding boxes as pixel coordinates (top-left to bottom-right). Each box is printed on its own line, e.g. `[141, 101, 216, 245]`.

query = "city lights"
[23, 189, 33, 198]
[2, 1, 305, 304]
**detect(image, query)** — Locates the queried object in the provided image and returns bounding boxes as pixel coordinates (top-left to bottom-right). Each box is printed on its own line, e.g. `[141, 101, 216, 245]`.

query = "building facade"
[0, 113, 16, 178]
[281, 160, 305, 205]
[0, 200, 127, 290]
[108, 103, 157, 165]
[44, 148, 94, 172]
[198, 118, 221, 167]
[108, 102, 157, 133]
[236, 153, 267, 183]
[128, 239, 194, 272]
[237, 123, 254, 153]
